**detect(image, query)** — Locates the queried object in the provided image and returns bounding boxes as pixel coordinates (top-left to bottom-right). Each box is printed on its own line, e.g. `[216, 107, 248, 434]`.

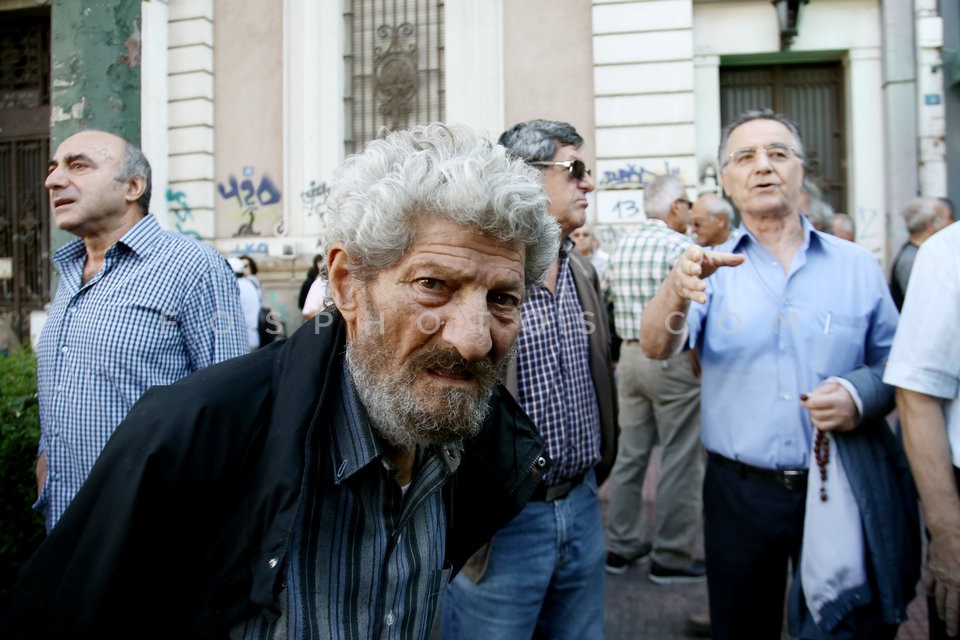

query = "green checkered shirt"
[606, 218, 692, 340]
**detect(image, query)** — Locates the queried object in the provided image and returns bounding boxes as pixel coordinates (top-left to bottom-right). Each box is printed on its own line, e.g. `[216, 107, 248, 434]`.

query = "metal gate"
[1, 13, 51, 341]
[0, 138, 50, 340]
[720, 62, 846, 213]
[343, 0, 446, 154]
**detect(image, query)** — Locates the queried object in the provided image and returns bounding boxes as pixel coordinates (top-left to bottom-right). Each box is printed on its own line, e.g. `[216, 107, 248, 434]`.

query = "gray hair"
[718, 108, 806, 170]
[938, 197, 955, 220]
[497, 119, 584, 163]
[803, 178, 834, 233]
[833, 212, 855, 235]
[702, 194, 736, 225]
[644, 174, 685, 219]
[114, 142, 152, 215]
[902, 197, 942, 234]
[325, 123, 559, 287]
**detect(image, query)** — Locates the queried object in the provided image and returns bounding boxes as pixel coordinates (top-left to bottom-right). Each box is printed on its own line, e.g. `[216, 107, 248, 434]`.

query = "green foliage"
[0, 345, 44, 615]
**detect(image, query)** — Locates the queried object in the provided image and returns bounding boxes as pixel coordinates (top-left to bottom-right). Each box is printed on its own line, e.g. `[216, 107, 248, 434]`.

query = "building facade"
[0, 0, 953, 338]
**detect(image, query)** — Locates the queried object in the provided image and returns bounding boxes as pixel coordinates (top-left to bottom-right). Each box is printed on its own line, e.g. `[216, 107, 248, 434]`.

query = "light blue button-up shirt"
[686, 217, 898, 470]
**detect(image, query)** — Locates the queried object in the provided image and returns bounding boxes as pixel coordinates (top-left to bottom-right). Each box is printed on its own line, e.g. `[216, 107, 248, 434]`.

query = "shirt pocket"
[808, 310, 868, 380]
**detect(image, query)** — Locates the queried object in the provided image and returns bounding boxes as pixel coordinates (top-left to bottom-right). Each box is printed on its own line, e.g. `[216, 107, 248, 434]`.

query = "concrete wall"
[592, 0, 696, 250]
[502, 0, 597, 167]
[213, 0, 284, 250]
[164, 0, 216, 240]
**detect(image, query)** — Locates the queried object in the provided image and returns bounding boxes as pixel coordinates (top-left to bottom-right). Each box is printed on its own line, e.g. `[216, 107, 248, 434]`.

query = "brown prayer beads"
[814, 429, 829, 502]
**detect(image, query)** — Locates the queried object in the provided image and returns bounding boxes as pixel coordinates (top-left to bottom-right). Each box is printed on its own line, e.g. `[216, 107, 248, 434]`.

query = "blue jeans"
[441, 470, 605, 639]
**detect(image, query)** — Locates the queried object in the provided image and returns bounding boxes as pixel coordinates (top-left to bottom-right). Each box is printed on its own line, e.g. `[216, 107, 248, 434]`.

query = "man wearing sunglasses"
[442, 120, 618, 639]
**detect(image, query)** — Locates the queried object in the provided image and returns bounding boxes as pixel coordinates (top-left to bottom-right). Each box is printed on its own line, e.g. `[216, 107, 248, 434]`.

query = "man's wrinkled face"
[691, 196, 728, 247]
[342, 215, 525, 449]
[570, 225, 595, 257]
[541, 143, 595, 238]
[44, 131, 132, 236]
[719, 119, 804, 220]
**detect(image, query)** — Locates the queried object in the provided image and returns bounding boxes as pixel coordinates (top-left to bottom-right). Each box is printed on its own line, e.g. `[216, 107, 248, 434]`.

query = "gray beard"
[345, 339, 513, 450]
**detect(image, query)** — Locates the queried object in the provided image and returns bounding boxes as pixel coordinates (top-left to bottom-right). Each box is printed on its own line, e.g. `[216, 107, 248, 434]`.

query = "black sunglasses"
[530, 159, 592, 181]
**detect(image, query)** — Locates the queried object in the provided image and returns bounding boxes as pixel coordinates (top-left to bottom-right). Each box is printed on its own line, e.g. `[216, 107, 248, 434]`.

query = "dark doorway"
[0, 11, 51, 341]
[720, 62, 846, 213]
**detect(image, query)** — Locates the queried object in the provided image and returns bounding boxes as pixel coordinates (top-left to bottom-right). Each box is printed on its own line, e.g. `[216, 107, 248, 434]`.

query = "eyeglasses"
[530, 159, 592, 181]
[723, 142, 798, 168]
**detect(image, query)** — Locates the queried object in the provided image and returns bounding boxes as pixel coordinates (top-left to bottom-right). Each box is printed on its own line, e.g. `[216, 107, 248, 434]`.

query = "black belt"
[709, 453, 808, 492]
[531, 471, 586, 502]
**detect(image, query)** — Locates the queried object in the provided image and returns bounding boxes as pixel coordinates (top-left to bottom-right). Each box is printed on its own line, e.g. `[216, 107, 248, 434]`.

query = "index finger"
[703, 250, 746, 269]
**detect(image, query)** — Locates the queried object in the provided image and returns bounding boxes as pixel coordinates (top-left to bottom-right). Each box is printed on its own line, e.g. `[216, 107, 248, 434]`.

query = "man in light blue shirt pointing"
[641, 109, 914, 640]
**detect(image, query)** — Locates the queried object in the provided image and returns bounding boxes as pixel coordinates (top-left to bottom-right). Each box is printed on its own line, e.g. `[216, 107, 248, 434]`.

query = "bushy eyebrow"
[47, 153, 96, 172]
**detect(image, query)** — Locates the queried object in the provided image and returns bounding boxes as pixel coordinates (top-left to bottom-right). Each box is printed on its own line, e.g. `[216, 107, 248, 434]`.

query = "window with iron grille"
[0, 19, 50, 110]
[344, 0, 445, 154]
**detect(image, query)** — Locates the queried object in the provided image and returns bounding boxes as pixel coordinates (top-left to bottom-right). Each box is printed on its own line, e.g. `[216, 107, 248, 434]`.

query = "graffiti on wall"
[165, 188, 202, 240]
[855, 205, 885, 261]
[301, 180, 331, 221]
[230, 241, 269, 255]
[217, 166, 283, 237]
[598, 160, 681, 189]
[594, 225, 629, 253]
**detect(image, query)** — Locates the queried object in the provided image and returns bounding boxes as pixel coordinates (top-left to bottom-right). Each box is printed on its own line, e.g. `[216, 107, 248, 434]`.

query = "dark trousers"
[704, 455, 899, 640]
[703, 455, 806, 640]
[928, 466, 960, 640]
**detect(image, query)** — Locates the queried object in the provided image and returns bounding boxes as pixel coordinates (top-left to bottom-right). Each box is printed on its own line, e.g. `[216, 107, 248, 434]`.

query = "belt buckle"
[782, 469, 805, 492]
[544, 480, 573, 502]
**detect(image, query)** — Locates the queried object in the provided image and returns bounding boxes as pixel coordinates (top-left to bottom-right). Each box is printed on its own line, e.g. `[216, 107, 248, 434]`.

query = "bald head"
[45, 130, 153, 239]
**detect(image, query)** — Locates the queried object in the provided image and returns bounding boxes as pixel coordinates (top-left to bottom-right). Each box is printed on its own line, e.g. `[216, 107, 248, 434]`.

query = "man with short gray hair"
[603, 174, 706, 586]
[890, 197, 953, 309]
[832, 212, 856, 242]
[641, 109, 916, 639]
[691, 192, 736, 247]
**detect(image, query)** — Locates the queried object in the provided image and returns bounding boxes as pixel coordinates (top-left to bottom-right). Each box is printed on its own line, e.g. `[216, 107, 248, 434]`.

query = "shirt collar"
[331, 359, 383, 484]
[723, 213, 818, 254]
[332, 359, 462, 485]
[52, 214, 162, 268]
[116, 214, 163, 257]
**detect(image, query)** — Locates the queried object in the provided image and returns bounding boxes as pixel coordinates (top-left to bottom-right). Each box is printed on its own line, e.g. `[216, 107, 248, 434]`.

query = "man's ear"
[326, 244, 359, 322]
[124, 176, 147, 207]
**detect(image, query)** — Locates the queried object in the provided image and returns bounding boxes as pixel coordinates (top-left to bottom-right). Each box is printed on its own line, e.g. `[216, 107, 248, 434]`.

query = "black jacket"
[4, 311, 548, 639]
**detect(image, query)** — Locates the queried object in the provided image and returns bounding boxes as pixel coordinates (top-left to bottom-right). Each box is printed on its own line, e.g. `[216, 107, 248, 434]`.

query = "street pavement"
[600, 447, 930, 639]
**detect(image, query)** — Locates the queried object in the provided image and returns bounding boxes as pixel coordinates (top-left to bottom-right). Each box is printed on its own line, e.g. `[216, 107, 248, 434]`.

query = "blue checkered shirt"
[606, 219, 692, 340]
[35, 214, 247, 531]
[516, 241, 601, 486]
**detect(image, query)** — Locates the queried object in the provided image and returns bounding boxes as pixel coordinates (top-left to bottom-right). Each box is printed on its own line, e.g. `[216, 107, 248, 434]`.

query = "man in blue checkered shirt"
[443, 120, 619, 639]
[34, 130, 247, 532]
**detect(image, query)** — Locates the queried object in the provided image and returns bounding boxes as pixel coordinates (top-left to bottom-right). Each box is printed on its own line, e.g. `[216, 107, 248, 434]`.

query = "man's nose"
[752, 150, 775, 172]
[440, 297, 493, 362]
[579, 171, 596, 193]
[45, 166, 65, 190]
